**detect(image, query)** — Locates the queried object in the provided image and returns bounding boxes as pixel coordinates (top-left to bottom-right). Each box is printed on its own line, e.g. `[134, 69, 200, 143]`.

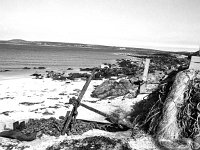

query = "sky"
[0, 0, 200, 51]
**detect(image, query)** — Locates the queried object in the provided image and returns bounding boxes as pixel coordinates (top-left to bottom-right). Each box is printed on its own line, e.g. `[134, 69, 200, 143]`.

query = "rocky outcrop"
[91, 78, 139, 99]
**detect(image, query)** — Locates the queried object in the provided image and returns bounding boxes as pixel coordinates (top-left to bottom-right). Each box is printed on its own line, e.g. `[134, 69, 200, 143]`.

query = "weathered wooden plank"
[142, 58, 150, 82]
[80, 103, 133, 128]
[189, 56, 200, 70]
[140, 59, 150, 93]
[61, 111, 71, 135]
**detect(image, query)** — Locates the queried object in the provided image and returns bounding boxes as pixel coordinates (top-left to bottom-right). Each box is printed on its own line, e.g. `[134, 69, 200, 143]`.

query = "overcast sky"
[0, 0, 200, 51]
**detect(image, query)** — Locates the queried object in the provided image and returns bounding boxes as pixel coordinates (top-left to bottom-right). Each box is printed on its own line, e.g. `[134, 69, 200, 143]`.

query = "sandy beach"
[0, 69, 159, 150]
[0, 51, 190, 150]
[0, 73, 102, 129]
[0, 71, 147, 127]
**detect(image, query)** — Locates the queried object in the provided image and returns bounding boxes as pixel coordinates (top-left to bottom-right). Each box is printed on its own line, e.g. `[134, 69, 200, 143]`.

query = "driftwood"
[0, 121, 38, 141]
[80, 103, 133, 129]
[0, 130, 37, 141]
[157, 69, 196, 149]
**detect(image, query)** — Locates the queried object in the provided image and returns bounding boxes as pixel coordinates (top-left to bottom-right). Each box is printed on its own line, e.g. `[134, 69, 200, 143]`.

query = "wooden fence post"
[140, 58, 150, 93]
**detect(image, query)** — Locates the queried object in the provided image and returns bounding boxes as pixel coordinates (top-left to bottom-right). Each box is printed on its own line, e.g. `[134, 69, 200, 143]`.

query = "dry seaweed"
[129, 70, 176, 134]
[177, 77, 200, 139]
[21, 118, 128, 137]
[129, 70, 200, 149]
[46, 136, 131, 150]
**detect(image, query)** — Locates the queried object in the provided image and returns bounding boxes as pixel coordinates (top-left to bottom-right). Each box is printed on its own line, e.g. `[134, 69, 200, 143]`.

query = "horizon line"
[1, 38, 199, 52]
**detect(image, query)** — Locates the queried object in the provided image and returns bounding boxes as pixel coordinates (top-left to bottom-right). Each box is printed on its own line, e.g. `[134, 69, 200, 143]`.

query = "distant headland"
[0, 39, 192, 56]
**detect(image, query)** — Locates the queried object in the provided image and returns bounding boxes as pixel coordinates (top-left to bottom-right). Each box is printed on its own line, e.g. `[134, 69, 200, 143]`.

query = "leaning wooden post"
[140, 58, 150, 93]
[61, 111, 70, 135]
[61, 69, 96, 135]
[157, 69, 196, 149]
[80, 103, 133, 129]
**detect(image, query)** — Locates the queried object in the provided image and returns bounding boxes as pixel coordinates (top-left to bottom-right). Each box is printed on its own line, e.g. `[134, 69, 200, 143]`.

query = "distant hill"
[0, 39, 192, 56]
[8, 39, 30, 43]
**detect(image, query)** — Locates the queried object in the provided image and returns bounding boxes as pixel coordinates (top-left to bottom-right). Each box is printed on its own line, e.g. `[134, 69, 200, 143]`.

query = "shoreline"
[0, 67, 83, 81]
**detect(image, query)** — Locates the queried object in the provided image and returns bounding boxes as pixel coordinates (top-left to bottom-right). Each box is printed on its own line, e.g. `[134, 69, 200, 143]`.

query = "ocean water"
[0, 44, 131, 74]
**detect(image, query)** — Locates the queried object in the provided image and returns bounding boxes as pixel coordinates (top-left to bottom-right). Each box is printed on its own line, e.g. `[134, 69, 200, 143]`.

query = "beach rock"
[74, 59, 144, 80]
[91, 78, 139, 99]
[75, 59, 144, 80]
[46, 71, 67, 81]
[147, 71, 165, 83]
[67, 73, 90, 80]
[33, 67, 46, 69]
[67, 68, 73, 70]
[31, 73, 44, 79]
[80, 68, 94, 71]
[0, 69, 10, 72]
[100, 64, 110, 69]
[93, 60, 144, 80]
[23, 67, 31, 69]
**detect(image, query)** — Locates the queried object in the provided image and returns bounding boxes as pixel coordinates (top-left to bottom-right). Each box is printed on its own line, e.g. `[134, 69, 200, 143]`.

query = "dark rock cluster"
[91, 78, 139, 99]
[93, 60, 143, 80]
[33, 67, 46, 69]
[79, 60, 143, 80]
[80, 68, 94, 71]
[46, 71, 67, 81]
[0, 69, 10, 72]
[67, 73, 90, 80]
[136, 53, 189, 73]
[23, 66, 46, 70]
[30, 73, 44, 79]
[23, 67, 31, 69]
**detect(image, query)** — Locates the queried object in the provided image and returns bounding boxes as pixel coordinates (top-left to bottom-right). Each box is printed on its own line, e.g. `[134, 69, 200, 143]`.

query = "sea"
[0, 44, 133, 79]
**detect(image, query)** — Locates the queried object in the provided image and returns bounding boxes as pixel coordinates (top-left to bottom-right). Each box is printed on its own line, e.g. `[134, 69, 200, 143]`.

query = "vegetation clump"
[129, 70, 200, 149]
[21, 118, 128, 137]
[47, 136, 131, 150]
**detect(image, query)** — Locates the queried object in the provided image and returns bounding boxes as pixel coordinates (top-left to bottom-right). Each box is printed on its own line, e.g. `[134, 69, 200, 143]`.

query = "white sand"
[0, 77, 93, 129]
[0, 74, 156, 150]
[0, 75, 147, 131]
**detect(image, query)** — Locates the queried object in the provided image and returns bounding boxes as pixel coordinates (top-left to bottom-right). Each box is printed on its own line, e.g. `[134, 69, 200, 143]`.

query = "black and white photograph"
[0, 0, 200, 149]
